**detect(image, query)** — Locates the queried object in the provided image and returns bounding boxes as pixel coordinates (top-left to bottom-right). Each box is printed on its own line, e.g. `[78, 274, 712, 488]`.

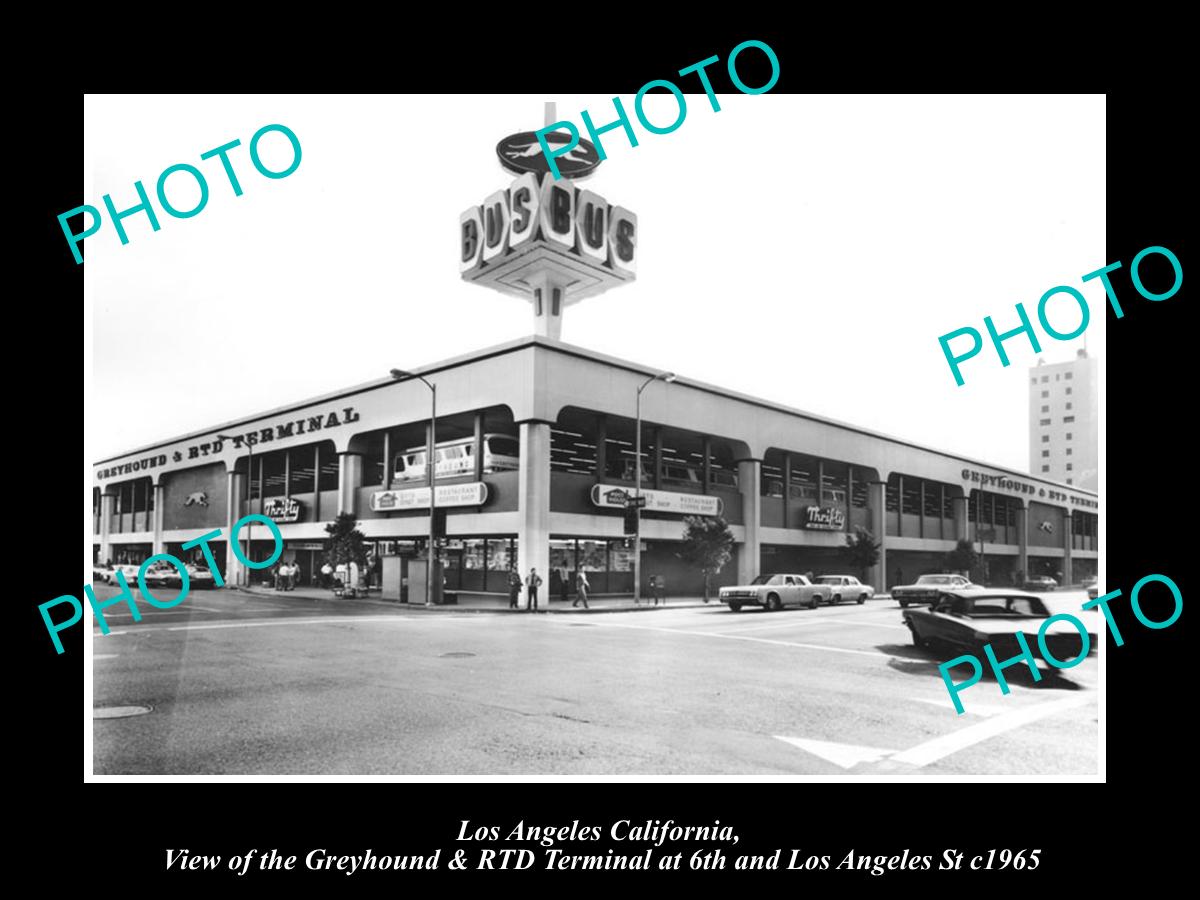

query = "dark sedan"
[903, 589, 1097, 666]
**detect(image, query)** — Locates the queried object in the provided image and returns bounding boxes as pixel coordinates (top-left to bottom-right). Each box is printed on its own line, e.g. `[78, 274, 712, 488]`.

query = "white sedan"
[815, 575, 874, 605]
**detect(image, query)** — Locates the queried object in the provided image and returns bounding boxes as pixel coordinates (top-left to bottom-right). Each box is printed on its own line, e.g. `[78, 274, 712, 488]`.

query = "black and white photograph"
[81, 90, 1110, 779]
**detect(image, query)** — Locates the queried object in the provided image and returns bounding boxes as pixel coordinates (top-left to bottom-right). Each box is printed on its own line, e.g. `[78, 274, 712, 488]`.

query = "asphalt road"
[89, 586, 1100, 775]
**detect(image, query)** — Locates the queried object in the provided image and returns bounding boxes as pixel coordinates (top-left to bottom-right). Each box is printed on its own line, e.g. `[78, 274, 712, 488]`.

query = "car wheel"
[857, 594, 866, 604]
[766, 593, 782, 612]
[908, 625, 928, 648]
[898, 600, 908, 608]
[830, 594, 841, 605]
[729, 602, 741, 612]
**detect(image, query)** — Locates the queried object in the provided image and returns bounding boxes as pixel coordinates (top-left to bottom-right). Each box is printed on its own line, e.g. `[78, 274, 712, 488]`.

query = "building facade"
[93, 337, 1099, 601]
[1029, 350, 1098, 491]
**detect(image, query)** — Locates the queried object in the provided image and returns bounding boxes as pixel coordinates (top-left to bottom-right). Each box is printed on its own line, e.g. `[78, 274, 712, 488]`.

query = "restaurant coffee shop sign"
[591, 484, 723, 517]
[263, 497, 302, 523]
[803, 506, 846, 531]
[370, 483, 489, 512]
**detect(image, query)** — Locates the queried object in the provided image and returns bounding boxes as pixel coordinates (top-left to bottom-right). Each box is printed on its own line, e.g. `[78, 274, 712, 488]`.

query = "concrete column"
[737, 459, 761, 584]
[1015, 504, 1028, 583]
[783, 454, 792, 530]
[529, 273, 566, 340]
[868, 480, 886, 592]
[99, 492, 116, 563]
[952, 495, 969, 542]
[1063, 513, 1074, 585]
[151, 483, 165, 555]
[517, 422, 552, 606]
[224, 471, 245, 586]
[472, 413, 484, 481]
[338, 452, 363, 516]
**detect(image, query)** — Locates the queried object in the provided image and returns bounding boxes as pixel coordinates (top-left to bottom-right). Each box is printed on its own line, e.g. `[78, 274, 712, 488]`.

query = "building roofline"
[94, 335, 1098, 499]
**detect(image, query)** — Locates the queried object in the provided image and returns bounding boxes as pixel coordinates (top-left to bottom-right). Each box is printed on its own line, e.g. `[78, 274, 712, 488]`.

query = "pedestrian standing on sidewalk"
[574, 570, 590, 609]
[320, 561, 333, 589]
[508, 568, 522, 610]
[527, 567, 543, 612]
[558, 565, 570, 605]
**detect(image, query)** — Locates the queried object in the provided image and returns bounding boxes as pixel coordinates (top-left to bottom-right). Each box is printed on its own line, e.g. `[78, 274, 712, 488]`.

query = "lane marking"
[774, 693, 1093, 770]
[913, 697, 1005, 717]
[93, 654, 119, 660]
[889, 693, 1093, 766]
[774, 737, 895, 768]
[580, 620, 898, 659]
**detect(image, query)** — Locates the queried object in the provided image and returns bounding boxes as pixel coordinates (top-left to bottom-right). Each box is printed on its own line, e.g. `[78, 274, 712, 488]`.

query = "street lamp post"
[218, 433, 251, 586]
[634, 371, 676, 605]
[391, 369, 437, 607]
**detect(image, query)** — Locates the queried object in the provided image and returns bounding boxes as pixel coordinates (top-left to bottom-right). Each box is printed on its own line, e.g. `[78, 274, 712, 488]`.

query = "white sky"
[85, 94, 1104, 470]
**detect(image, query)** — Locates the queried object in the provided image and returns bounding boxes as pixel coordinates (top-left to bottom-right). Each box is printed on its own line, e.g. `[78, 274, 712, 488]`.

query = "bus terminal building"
[92, 336, 1099, 602]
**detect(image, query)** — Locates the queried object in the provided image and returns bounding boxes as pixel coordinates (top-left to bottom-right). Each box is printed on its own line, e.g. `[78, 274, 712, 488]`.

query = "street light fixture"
[634, 371, 676, 605]
[391, 368, 437, 607]
[217, 433, 251, 586]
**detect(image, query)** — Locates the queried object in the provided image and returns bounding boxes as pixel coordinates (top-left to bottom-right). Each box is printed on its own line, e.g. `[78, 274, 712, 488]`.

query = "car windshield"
[750, 575, 781, 585]
[948, 596, 1049, 617]
[916, 575, 957, 585]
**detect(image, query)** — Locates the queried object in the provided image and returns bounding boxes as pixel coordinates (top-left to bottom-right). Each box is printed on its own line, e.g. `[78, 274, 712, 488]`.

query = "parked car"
[892, 574, 976, 607]
[160, 564, 216, 590]
[1022, 575, 1059, 591]
[1082, 575, 1099, 600]
[815, 575, 874, 605]
[92, 563, 114, 585]
[719, 574, 831, 612]
[903, 589, 1097, 665]
[109, 563, 145, 586]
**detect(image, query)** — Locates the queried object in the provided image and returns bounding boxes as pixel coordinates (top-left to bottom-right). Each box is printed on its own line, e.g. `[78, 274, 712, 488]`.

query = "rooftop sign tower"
[459, 103, 638, 340]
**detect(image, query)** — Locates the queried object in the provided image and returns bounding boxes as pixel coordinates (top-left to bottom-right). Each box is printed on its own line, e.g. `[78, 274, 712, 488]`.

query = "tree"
[323, 512, 368, 583]
[945, 539, 981, 579]
[841, 527, 881, 581]
[677, 515, 735, 602]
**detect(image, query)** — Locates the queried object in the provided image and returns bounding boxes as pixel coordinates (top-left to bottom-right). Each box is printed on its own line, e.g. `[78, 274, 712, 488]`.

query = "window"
[1041, 376, 1048, 383]
[1041, 450, 1049, 458]
[289, 444, 316, 494]
[1067, 478, 1073, 485]
[1041, 405, 1049, 413]
[1066, 387, 1073, 395]
[1066, 402, 1073, 410]
[318, 449, 339, 491]
[1066, 448, 1073, 456]
[1041, 465, 1050, 472]
[1030, 378, 1037, 385]
[1039, 418, 1051, 426]
[1056, 374, 1061, 380]
[1066, 463, 1073, 471]
[1064, 416, 1075, 423]
[1041, 435, 1049, 443]
[1041, 390, 1049, 398]
[1066, 432, 1073, 440]
[1065, 372, 1073, 380]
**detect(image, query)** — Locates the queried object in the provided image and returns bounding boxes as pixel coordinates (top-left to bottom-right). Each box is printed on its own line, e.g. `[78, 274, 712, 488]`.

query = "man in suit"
[508, 568, 522, 610]
[527, 567, 543, 612]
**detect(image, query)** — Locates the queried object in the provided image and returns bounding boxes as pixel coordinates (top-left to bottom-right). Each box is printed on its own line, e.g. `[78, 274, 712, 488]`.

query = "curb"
[225, 586, 713, 615]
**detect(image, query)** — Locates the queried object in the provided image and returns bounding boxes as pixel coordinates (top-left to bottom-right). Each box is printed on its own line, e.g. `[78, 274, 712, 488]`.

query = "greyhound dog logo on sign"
[183, 491, 209, 507]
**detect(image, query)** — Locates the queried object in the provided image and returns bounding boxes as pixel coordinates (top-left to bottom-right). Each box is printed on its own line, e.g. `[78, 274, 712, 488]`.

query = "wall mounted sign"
[370, 482, 489, 512]
[590, 484, 723, 517]
[802, 506, 846, 531]
[263, 496, 302, 523]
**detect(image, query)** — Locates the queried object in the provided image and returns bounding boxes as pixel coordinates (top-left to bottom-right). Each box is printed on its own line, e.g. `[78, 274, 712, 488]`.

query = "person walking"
[527, 567, 543, 612]
[574, 569, 590, 609]
[320, 561, 333, 589]
[508, 568, 523, 610]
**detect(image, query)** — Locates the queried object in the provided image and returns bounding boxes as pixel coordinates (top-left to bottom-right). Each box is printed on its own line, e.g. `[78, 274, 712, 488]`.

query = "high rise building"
[1029, 350, 1098, 491]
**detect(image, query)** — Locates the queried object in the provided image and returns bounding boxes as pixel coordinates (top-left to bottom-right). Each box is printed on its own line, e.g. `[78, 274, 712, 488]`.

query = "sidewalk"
[229, 583, 715, 614]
